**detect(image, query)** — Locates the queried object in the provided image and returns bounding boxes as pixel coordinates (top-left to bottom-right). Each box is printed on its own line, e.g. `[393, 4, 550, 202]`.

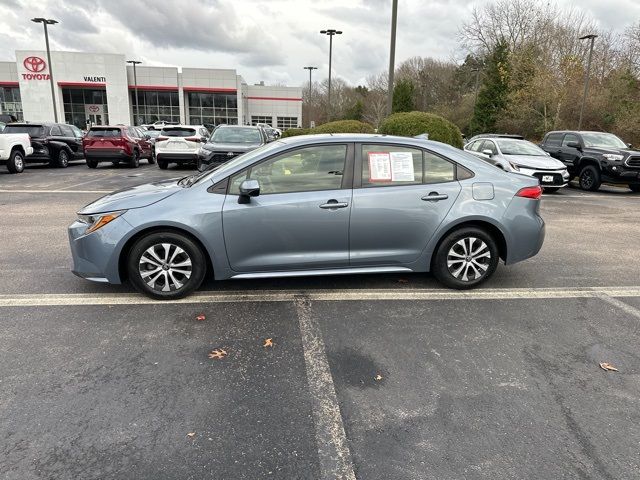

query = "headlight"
[77, 210, 126, 234]
[603, 153, 624, 161]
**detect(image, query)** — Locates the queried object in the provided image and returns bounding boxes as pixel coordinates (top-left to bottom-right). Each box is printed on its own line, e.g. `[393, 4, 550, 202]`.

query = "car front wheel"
[578, 165, 601, 191]
[432, 227, 499, 289]
[127, 232, 207, 299]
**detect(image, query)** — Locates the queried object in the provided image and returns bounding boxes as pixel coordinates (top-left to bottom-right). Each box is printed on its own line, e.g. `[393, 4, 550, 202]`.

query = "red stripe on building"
[183, 87, 237, 93]
[0, 81, 19, 87]
[128, 85, 178, 91]
[246, 96, 303, 101]
[57, 82, 106, 88]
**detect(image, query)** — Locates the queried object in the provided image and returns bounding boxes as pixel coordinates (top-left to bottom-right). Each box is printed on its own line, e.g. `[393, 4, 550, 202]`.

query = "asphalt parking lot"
[1, 162, 640, 479]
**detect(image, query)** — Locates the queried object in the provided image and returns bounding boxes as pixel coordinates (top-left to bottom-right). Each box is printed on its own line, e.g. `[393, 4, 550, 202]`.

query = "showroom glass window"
[62, 88, 109, 128]
[188, 92, 238, 126]
[0, 86, 23, 121]
[277, 116, 298, 130]
[229, 145, 347, 195]
[131, 90, 180, 125]
[251, 116, 272, 126]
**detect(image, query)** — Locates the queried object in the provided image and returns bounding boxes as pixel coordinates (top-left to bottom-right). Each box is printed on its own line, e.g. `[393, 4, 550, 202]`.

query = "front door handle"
[320, 200, 349, 209]
[421, 192, 448, 202]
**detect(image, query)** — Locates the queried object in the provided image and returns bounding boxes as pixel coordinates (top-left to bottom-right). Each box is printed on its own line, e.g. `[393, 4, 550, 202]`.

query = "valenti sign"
[22, 56, 50, 80]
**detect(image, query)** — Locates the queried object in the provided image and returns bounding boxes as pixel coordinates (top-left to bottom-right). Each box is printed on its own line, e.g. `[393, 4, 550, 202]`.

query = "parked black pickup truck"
[1, 122, 84, 168]
[540, 130, 640, 192]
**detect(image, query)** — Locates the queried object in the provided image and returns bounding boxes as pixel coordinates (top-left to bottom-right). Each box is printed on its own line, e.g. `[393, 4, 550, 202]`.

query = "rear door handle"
[320, 200, 349, 209]
[421, 193, 448, 202]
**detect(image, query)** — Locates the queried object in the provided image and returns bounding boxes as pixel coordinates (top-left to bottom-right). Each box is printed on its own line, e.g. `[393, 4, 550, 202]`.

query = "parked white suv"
[155, 125, 210, 169]
[0, 132, 33, 173]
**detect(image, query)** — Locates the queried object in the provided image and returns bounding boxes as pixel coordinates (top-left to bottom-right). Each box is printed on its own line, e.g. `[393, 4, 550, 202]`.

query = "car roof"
[160, 124, 205, 129]
[468, 133, 524, 141]
[216, 125, 261, 129]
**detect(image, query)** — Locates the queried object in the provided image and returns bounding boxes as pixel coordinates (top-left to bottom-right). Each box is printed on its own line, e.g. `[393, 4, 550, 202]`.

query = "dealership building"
[0, 50, 302, 129]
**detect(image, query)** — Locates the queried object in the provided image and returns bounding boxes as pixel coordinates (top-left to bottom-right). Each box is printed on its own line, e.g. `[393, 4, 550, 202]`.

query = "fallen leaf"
[374, 374, 383, 381]
[186, 432, 196, 438]
[397, 278, 409, 284]
[196, 314, 206, 321]
[263, 338, 274, 348]
[599, 362, 619, 372]
[208, 349, 227, 360]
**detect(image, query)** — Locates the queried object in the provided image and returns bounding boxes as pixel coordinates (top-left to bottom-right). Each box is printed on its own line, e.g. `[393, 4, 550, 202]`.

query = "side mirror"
[627, 143, 633, 149]
[238, 179, 260, 204]
[566, 141, 581, 150]
[481, 149, 494, 157]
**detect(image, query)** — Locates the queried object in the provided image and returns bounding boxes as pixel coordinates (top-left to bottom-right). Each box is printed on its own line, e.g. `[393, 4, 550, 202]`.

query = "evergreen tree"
[392, 79, 415, 112]
[469, 40, 511, 134]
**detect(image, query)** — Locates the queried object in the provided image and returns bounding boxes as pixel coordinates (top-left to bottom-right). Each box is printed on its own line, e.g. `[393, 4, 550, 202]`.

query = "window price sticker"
[368, 152, 392, 181]
[390, 151, 415, 181]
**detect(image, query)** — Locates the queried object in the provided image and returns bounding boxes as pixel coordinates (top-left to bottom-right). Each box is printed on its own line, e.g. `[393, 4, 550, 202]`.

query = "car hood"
[506, 154, 566, 170]
[79, 179, 182, 214]
[203, 142, 261, 152]
[585, 146, 640, 156]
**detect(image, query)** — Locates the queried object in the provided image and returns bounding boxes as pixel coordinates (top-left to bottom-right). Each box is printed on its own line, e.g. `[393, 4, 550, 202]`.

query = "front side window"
[480, 140, 498, 155]
[229, 144, 347, 195]
[562, 134, 579, 147]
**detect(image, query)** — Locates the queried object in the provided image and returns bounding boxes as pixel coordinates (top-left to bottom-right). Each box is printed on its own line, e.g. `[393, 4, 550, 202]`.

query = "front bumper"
[68, 216, 133, 284]
[518, 167, 569, 187]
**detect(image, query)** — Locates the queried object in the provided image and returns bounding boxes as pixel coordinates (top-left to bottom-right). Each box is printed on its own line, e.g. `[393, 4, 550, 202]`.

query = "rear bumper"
[157, 152, 198, 163]
[502, 197, 545, 265]
[84, 149, 131, 161]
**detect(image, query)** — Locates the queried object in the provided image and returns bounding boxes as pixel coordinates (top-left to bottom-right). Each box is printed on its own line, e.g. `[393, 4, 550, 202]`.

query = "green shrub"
[312, 120, 375, 134]
[378, 111, 464, 148]
[281, 128, 311, 138]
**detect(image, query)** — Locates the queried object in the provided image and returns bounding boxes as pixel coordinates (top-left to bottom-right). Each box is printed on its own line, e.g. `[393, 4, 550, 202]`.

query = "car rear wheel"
[127, 232, 206, 300]
[148, 150, 156, 164]
[432, 227, 499, 289]
[130, 150, 140, 168]
[578, 165, 601, 191]
[157, 159, 168, 170]
[7, 149, 25, 173]
[629, 184, 640, 193]
[86, 159, 98, 169]
[57, 149, 70, 168]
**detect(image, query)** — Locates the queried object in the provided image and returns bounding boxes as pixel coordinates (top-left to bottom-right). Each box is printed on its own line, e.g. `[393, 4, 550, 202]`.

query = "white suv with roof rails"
[155, 125, 210, 169]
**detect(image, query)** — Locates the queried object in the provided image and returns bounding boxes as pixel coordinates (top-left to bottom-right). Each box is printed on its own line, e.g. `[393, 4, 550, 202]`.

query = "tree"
[392, 78, 415, 113]
[469, 40, 511, 134]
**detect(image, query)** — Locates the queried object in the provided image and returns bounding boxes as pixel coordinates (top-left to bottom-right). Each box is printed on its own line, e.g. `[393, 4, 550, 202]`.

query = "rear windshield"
[162, 128, 196, 137]
[211, 127, 262, 144]
[87, 128, 122, 138]
[2, 125, 46, 137]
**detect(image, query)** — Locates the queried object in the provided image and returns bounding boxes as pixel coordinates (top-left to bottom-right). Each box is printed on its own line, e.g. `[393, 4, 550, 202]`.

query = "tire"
[111, 160, 119, 167]
[578, 165, 601, 191]
[130, 150, 140, 168]
[127, 231, 206, 300]
[86, 159, 98, 169]
[543, 187, 560, 193]
[148, 150, 156, 164]
[57, 149, 70, 168]
[6, 149, 25, 173]
[629, 184, 640, 193]
[157, 159, 168, 170]
[432, 227, 499, 290]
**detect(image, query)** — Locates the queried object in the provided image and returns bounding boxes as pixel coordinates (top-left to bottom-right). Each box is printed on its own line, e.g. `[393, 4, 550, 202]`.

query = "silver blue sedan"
[68, 134, 545, 299]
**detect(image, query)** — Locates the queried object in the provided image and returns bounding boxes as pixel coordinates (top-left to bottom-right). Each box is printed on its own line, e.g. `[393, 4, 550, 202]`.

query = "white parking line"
[0, 189, 110, 194]
[1, 286, 640, 307]
[295, 298, 356, 480]
[599, 294, 640, 320]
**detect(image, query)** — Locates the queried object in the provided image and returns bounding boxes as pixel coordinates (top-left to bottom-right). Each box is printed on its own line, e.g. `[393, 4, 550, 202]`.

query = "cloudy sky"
[0, 0, 638, 87]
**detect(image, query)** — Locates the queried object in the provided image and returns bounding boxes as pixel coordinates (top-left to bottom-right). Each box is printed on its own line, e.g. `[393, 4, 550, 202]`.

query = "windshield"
[162, 128, 197, 137]
[3, 125, 45, 137]
[496, 139, 546, 156]
[181, 141, 284, 187]
[581, 132, 627, 149]
[211, 127, 262, 144]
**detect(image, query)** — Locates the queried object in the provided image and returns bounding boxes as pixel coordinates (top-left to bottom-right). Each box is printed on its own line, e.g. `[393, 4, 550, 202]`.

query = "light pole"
[578, 34, 598, 130]
[320, 29, 342, 121]
[303, 66, 317, 127]
[387, 0, 398, 115]
[31, 17, 58, 123]
[127, 60, 142, 125]
[472, 67, 481, 107]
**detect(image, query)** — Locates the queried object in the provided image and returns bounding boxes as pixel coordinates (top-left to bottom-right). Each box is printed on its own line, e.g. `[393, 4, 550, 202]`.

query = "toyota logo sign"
[88, 105, 100, 113]
[23, 56, 47, 73]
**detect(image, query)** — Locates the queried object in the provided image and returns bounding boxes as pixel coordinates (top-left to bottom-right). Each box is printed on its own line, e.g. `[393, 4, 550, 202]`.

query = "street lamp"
[387, 0, 398, 115]
[127, 60, 142, 125]
[578, 34, 598, 130]
[320, 29, 342, 121]
[303, 66, 318, 127]
[31, 17, 58, 123]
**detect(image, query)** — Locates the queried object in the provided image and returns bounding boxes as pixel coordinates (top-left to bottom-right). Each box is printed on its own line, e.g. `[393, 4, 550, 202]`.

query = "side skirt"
[231, 266, 413, 280]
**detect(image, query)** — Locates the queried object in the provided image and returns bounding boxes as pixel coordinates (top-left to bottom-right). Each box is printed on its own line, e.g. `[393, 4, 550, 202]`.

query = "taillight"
[185, 136, 202, 142]
[157, 136, 169, 141]
[515, 185, 542, 199]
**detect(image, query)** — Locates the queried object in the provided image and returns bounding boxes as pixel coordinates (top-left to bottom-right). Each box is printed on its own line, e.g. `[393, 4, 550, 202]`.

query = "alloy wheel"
[59, 150, 69, 167]
[15, 153, 24, 170]
[446, 237, 491, 282]
[581, 170, 593, 189]
[138, 243, 192, 292]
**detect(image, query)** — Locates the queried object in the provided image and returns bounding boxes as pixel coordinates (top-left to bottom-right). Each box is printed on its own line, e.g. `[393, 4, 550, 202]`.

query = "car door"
[542, 132, 565, 160]
[558, 133, 582, 167]
[135, 127, 151, 157]
[222, 143, 353, 272]
[349, 143, 461, 266]
[60, 125, 82, 158]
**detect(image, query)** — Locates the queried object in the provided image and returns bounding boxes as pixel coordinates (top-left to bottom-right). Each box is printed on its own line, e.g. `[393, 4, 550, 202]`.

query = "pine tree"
[469, 40, 511, 134]
[392, 79, 415, 113]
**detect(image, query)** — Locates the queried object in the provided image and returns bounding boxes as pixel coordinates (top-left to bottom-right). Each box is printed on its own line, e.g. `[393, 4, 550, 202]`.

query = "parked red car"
[83, 126, 154, 168]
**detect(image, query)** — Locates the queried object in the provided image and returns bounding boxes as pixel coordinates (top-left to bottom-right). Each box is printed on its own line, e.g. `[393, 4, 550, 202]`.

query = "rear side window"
[87, 128, 122, 138]
[545, 133, 563, 147]
[50, 125, 62, 136]
[163, 128, 196, 137]
[362, 145, 423, 187]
